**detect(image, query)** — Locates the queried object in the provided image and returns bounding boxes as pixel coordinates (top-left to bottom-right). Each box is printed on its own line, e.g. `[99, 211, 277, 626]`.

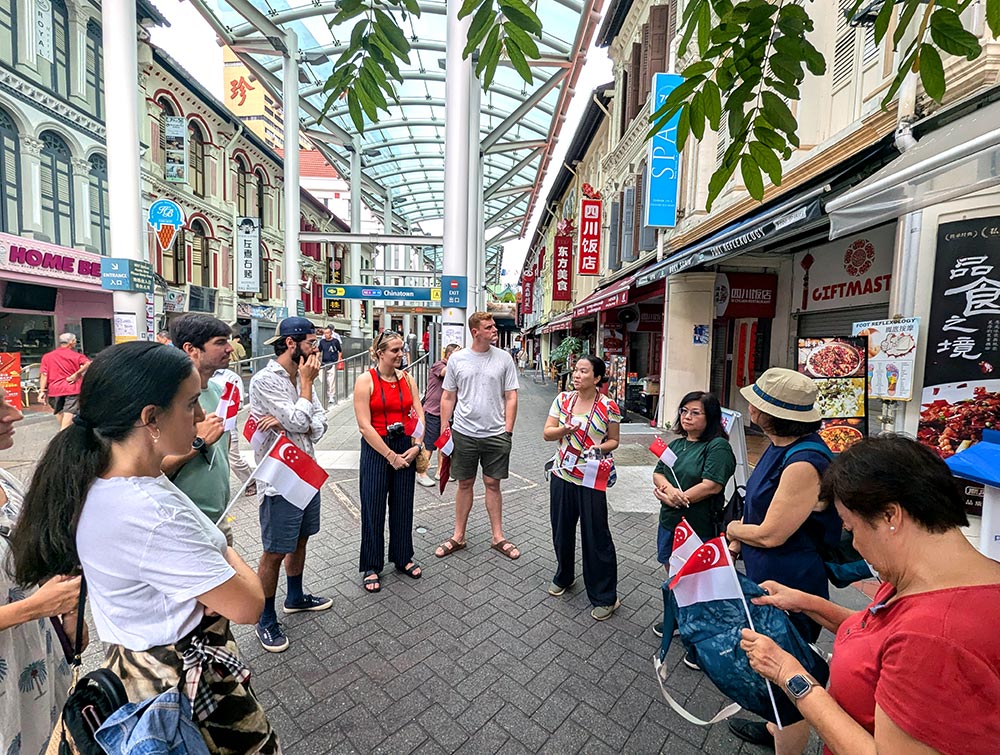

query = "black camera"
[386, 422, 406, 438]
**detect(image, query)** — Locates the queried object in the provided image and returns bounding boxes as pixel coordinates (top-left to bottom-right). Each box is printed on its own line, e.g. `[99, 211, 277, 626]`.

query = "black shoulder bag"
[49, 575, 129, 755]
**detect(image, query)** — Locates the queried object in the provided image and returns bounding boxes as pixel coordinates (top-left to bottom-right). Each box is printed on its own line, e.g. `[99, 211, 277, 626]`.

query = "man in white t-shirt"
[436, 312, 520, 560]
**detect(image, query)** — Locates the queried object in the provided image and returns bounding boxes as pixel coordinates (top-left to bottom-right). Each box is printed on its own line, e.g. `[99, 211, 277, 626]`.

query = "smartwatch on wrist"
[784, 673, 819, 701]
[192, 436, 209, 458]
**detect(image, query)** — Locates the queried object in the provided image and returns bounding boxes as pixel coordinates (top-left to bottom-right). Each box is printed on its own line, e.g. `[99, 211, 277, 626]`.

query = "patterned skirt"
[103, 615, 280, 754]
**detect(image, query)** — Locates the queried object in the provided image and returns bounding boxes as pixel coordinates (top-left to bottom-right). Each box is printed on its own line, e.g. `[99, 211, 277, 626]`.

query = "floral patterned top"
[0, 468, 72, 755]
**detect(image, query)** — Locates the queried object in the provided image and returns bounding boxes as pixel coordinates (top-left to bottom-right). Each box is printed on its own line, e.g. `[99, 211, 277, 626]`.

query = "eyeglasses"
[679, 408, 704, 417]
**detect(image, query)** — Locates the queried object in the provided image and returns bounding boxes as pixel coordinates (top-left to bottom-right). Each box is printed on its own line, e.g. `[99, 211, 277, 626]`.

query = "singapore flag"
[214, 381, 240, 432]
[581, 458, 613, 492]
[252, 435, 328, 509]
[649, 436, 678, 467]
[435, 428, 454, 456]
[669, 536, 742, 608]
[243, 414, 272, 453]
[668, 518, 704, 578]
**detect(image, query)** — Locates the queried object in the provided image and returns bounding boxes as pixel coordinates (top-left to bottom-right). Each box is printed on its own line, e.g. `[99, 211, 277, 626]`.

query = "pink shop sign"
[0, 232, 103, 286]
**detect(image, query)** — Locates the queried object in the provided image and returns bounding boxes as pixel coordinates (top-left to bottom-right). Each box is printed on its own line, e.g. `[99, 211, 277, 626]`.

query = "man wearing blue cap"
[249, 317, 330, 652]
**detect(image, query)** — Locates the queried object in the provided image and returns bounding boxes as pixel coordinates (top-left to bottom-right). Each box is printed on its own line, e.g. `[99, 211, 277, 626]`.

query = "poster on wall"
[605, 355, 628, 419]
[0, 353, 22, 411]
[917, 217, 1000, 515]
[163, 115, 188, 183]
[852, 317, 919, 401]
[791, 224, 894, 313]
[797, 336, 868, 452]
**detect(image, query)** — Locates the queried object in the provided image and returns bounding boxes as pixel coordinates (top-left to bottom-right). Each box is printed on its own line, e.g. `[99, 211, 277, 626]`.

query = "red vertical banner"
[552, 235, 573, 301]
[522, 274, 535, 314]
[578, 198, 602, 275]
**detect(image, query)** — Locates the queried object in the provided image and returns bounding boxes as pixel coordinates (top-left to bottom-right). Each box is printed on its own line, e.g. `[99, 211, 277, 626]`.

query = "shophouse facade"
[524, 0, 1000, 473]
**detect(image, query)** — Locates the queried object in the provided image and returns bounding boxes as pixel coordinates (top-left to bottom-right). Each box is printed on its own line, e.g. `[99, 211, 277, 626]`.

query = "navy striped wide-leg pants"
[359, 434, 417, 573]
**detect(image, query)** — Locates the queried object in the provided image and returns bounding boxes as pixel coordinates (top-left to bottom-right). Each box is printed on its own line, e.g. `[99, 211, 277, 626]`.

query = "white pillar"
[466, 78, 483, 314]
[443, 0, 472, 345]
[102, 0, 146, 335]
[350, 138, 363, 337]
[282, 32, 302, 315]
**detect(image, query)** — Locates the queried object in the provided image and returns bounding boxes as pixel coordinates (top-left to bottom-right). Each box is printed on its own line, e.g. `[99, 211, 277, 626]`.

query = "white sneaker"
[416, 473, 436, 487]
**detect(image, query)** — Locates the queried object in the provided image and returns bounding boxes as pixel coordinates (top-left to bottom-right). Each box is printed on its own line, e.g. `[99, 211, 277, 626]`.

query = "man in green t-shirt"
[162, 315, 236, 542]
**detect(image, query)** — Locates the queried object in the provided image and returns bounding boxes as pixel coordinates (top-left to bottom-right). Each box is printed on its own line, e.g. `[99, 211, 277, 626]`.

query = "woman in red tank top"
[352, 332, 426, 593]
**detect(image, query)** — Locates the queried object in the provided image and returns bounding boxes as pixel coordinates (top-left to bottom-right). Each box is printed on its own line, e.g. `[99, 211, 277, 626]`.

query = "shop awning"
[827, 97, 1000, 239]
[541, 313, 574, 334]
[634, 189, 828, 287]
[572, 273, 638, 317]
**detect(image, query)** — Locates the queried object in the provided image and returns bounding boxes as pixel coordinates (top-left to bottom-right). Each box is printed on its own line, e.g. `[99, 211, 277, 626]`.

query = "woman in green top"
[653, 391, 736, 643]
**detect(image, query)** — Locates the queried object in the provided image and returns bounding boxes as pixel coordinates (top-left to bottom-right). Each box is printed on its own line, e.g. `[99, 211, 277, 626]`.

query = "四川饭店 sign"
[578, 199, 602, 276]
[715, 273, 778, 319]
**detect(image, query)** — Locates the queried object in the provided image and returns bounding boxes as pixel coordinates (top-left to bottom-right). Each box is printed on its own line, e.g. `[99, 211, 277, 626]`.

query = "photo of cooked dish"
[805, 341, 862, 378]
[818, 424, 864, 453]
[917, 384, 1000, 458]
[815, 378, 866, 418]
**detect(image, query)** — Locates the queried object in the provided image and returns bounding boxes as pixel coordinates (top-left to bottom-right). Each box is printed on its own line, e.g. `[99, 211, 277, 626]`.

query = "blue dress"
[741, 433, 841, 642]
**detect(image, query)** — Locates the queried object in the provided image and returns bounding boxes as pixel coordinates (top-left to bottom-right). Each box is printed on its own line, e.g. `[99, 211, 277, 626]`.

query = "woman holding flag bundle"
[651, 391, 736, 643]
[353, 331, 427, 593]
[740, 436, 1000, 754]
[543, 355, 622, 621]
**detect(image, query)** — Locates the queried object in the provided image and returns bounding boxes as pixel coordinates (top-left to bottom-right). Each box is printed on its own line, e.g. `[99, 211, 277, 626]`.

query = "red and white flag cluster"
[669, 535, 743, 608]
[243, 414, 272, 453]
[668, 518, 703, 578]
[649, 436, 678, 467]
[214, 381, 240, 432]
[252, 434, 328, 510]
[580, 458, 613, 492]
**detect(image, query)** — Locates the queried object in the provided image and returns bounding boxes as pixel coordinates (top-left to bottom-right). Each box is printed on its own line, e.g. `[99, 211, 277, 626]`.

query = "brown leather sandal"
[434, 537, 466, 558]
[490, 539, 521, 560]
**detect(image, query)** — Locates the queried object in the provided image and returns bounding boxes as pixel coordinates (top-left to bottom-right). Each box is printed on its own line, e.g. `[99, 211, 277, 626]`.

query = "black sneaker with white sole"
[682, 650, 700, 670]
[255, 620, 289, 653]
[283, 594, 334, 613]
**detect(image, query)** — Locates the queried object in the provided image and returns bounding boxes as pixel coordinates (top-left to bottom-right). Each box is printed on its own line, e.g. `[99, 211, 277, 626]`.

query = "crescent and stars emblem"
[674, 526, 690, 547]
[699, 541, 723, 567]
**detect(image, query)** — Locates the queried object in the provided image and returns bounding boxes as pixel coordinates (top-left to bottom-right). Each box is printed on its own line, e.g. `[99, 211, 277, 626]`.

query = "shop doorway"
[81, 318, 111, 357]
[711, 317, 772, 410]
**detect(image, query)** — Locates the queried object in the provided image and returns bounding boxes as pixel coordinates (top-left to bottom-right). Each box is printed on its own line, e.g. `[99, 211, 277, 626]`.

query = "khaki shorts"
[450, 429, 512, 481]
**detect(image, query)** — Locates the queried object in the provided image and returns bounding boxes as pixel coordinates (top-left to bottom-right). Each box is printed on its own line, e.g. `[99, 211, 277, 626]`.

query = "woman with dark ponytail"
[10, 341, 279, 752]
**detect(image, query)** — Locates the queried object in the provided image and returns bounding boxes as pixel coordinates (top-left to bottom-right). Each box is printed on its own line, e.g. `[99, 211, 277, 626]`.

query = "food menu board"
[917, 218, 1000, 514]
[797, 336, 868, 452]
[0, 352, 21, 410]
[852, 317, 919, 401]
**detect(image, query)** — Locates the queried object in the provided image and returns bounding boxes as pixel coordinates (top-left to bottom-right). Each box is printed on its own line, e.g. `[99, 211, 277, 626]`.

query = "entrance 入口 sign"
[792, 224, 894, 313]
[714, 273, 778, 319]
[100, 258, 154, 293]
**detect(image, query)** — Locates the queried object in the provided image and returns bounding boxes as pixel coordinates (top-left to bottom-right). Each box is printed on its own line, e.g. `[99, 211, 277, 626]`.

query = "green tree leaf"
[458, 0, 482, 20]
[918, 44, 946, 101]
[702, 79, 722, 129]
[873, 0, 894, 43]
[477, 24, 502, 78]
[505, 35, 534, 83]
[504, 21, 540, 59]
[748, 140, 782, 185]
[741, 153, 764, 199]
[689, 90, 707, 141]
[498, 0, 543, 35]
[347, 89, 364, 132]
[707, 160, 737, 211]
[760, 91, 796, 136]
[988, 0, 1000, 37]
[464, 1, 496, 58]
[929, 8, 982, 60]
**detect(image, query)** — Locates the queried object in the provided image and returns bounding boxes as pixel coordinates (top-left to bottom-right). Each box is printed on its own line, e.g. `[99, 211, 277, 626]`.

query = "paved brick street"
[0, 372, 866, 754]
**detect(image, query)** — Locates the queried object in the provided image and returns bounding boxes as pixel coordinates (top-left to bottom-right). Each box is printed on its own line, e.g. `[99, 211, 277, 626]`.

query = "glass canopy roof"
[187, 0, 597, 283]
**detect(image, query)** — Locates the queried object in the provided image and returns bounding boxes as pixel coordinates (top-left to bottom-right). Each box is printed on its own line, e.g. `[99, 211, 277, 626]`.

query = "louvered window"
[609, 200, 621, 271]
[255, 169, 265, 220]
[716, 118, 730, 169]
[189, 220, 210, 287]
[832, 0, 879, 89]
[163, 227, 186, 285]
[621, 186, 636, 262]
[236, 158, 250, 216]
[88, 155, 109, 254]
[86, 22, 104, 120]
[0, 0, 15, 64]
[39, 131, 73, 246]
[188, 122, 206, 197]
[155, 98, 175, 168]
[0, 109, 19, 234]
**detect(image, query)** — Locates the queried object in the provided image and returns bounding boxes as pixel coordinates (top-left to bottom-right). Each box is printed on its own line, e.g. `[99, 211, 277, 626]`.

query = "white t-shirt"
[76, 475, 235, 650]
[442, 345, 519, 438]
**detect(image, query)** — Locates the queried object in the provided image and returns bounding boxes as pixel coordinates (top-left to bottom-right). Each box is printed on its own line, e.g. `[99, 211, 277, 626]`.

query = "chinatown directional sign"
[323, 285, 442, 302]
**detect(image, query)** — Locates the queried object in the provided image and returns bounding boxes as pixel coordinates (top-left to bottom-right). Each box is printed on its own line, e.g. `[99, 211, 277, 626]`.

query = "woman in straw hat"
[725, 368, 842, 752]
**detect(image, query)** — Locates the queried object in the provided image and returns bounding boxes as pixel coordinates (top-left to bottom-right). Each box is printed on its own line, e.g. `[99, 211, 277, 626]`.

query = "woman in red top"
[739, 435, 1000, 755]
[353, 332, 427, 593]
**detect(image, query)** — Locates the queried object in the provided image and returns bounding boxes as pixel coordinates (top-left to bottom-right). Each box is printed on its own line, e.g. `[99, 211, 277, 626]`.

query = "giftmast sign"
[578, 198, 602, 276]
[552, 235, 573, 301]
[236, 216, 261, 293]
[792, 224, 895, 313]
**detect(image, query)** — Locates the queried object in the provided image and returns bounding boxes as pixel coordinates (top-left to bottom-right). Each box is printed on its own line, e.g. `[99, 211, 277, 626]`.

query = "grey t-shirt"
[442, 345, 519, 438]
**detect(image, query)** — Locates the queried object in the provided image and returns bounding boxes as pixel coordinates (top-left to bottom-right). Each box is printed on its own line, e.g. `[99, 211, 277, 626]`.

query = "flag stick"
[724, 544, 784, 731]
[215, 433, 280, 527]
